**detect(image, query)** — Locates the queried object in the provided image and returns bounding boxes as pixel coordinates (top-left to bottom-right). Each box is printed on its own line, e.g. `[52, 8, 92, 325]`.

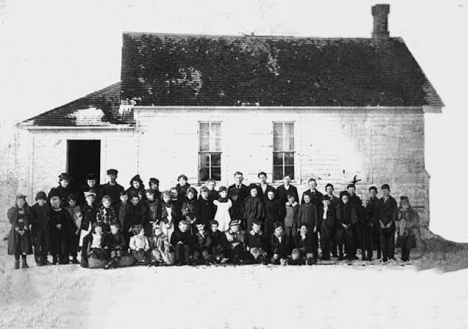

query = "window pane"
[212, 125, 221, 151]
[273, 123, 283, 151]
[212, 167, 221, 181]
[285, 166, 295, 180]
[284, 123, 294, 151]
[273, 166, 283, 181]
[284, 152, 294, 165]
[211, 153, 221, 167]
[199, 153, 210, 168]
[200, 123, 210, 152]
[273, 152, 283, 166]
[199, 168, 209, 181]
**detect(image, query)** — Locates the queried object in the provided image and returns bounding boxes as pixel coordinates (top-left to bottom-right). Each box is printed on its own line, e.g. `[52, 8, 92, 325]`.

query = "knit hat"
[35, 191, 47, 201]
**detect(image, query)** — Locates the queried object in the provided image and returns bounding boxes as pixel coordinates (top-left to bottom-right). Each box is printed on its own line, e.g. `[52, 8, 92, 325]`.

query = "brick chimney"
[372, 4, 390, 40]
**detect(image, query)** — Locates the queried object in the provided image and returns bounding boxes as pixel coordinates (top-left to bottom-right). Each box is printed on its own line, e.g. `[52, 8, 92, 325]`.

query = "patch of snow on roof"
[67, 107, 110, 126]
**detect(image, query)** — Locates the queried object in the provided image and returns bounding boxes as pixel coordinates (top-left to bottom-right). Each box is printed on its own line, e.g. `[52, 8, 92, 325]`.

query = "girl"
[160, 191, 177, 240]
[181, 187, 199, 233]
[243, 186, 264, 231]
[395, 196, 420, 262]
[49, 194, 73, 265]
[87, 223, 106, 261]
[48, 173, 74, 207]
[126, 174, 146, 199]
[213, 186, 232, 232]
[150, 225, 174, 266]
[96, 195, 118, 233]
[81, 191, 99, 248]
[7, 194, 33, 269]
[175, 174, 191, 199]
[65, 194, 82, 264]
[335, 191, 359, 261]
[170, 187, 183, 220]
[148, 178, 161, 201]
[129, 225, 151, 265]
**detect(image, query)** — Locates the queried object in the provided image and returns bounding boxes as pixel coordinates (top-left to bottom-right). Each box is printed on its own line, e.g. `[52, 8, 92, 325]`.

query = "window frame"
[198, 121, 222, 183]
[272, 121, 296, 183]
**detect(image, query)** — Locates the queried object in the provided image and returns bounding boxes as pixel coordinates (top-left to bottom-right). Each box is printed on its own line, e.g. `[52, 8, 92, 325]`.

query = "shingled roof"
[20, 82, 134, 127]
[121, 32, 444, 107]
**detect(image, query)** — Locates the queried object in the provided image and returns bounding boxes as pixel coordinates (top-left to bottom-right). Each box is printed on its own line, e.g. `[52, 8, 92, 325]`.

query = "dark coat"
[125, 202, 147, 231]
[81, 203, 99, 231]
[380, 196, 398, 226]
[256, 184, 277, 203]
[211, 230, 227, 249]
[146, 199, 162, 224]
[297, 203, 318, 229]
[207, 189, 220, 202]
[175, 183, 191, 198]
[320, 207, 336, 241]
[276, 184, 299, 205]
[229, 199, 244, 221]
[181, 199, 198, 224]
[271, 233, 289, 258]
[170, 229, 194, 246]
[30, 203, 49, 229]
[196, 198, 215, 225]
[48, 207, 73, 255]
[301, 189, 324, 207]
[335, 203, 359, 244]
[264, 199, 283, 244]
[96, 206, 118, 232]
[117, 202, 129, 229]
[103, 231, 126, 251]
[245, 230, 265, 249]
[228, 184, 249, 203]
[283, 202, 299, 228]
[100, 182, 124, 208]
[243, 196, 264, 230]
[160, 201, 179, 226]
[7, 205, 33, 255]
[293, 232, 315, 253]
[195, 230, 212, 252]
[48, 185, 75, 207]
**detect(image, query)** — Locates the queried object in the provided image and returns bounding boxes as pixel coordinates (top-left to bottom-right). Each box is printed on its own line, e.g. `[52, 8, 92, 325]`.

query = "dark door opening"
[67, 140, 101, 188]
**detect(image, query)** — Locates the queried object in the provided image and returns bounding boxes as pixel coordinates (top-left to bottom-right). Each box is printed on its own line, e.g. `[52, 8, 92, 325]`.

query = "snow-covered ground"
[1, 243, 468, 329]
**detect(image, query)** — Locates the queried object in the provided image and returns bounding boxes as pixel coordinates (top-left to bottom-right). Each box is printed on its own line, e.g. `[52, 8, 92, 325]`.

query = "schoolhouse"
[18, 4, 443, 225]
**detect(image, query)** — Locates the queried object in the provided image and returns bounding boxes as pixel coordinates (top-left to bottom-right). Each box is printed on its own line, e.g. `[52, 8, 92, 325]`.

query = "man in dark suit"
[228, 171, 249, 203]
[100, 169, 124, 210]
[276, 175, 299, 205]
[256, 171, 276, 203]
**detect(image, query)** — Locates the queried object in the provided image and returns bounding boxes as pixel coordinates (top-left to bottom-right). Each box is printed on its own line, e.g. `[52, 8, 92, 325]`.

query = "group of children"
[6, 169, 421, 269]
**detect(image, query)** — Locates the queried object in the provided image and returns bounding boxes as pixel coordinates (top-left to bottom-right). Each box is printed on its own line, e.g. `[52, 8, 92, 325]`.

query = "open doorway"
[67, 140, 101, 188]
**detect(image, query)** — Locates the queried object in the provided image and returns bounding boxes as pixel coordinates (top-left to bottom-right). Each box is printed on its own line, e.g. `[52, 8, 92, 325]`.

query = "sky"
[0, 0, 467, 241]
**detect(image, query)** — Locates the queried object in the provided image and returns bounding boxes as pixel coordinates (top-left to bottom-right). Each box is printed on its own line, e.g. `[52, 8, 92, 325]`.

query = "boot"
[14, 260, 20, 270]
[71, 256, 80, 264]
[21, 255, 29, 269]
[52, 255, 58, 265]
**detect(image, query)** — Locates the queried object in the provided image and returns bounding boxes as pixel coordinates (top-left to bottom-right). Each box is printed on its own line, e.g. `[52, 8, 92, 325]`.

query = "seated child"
[193, 222, 213, 265]
[213, 186, 232, 232]
[88, 223, 106, 261]
[210, 220, 228, 264]
[150, 225, 174, 266]
[170, 220, 194, 266]
[65, 194, 82, 264]
[287, 248, 305, 266]
[96, 195, 118, 233]
[245, 221, 268, 264]
[271, 222, 289, 265]
[225, 219, 247, 265]
[395, 196, 420, 262]
[292, 224, 316, 265]
[103, 222, 126, 269]
[129, 225, 151, 265]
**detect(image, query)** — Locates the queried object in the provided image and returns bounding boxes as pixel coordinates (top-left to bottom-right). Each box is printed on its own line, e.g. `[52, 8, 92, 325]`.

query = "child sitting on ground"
[225, 219, 247, 265]
[292, 224, 316, 265]
[194, 222, 213, 265]
[210, 220, 228, 264]
[271, 222, 289, 265]
[129, 225, 151, 265]
[88, 223, 106, 261]
[103, 222, 126, 269]
[245, 221, 268, 265]
[395, 196, 420, 262]
[170, 220, 194, 266]
[150, 225, 174, 266]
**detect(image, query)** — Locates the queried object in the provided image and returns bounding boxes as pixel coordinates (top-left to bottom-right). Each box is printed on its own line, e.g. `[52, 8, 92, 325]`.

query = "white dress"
[213, 199, 232, 232]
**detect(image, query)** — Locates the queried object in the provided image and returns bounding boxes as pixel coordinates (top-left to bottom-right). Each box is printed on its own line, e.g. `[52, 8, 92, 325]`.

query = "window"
[273, 122, 295, 181]
[199, 122, 221, 181]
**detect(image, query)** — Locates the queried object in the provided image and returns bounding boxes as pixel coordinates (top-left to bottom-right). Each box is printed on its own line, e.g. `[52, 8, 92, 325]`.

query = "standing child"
[336, 191, 359, 261]
[225, 220, 247, 265]
[117, 191, 129, 233]
[181, 187, 199, 233]
[297, 194, 318, 260]
[145, 189, 161, 236]
[210, 220, 228, 264]
[270, 222, 289, 265]
[170, 220, 194, 266]
[206, 179, 220, 202]
[292, 224, 316, 265]
[245, 221, 268, 264]
[395, 196, 420, 262]
[81, 191, 99, 249]
[103, 222, 126, 269]
[160, 191, 177, 241]
[7, 194, 33, 269]
[65, 194, 83, 264]
[170, 187, 183, 220]
[360, 198, 375, 261]
[197, 187, 216, 225]
[193, 222, 213, 265]
[150, 225, 174, 266]
[264, 190, 282, 254]
[175, 174, 191, 199]
[148, 178, 161, 201]
[320, 196, 336, 261]
[124, 193, 148, 243]
[367, 186, 382, 259]
[129, 225, 151, 265]
[243, 186, 264, 232]
[48, 194, 73, 265]
[30, 191, 50, 266]
[213, 186, 232, 232]
[96, 195, 118, 233]
[379, 184, 398, 262]
[283, 194, 299, 251]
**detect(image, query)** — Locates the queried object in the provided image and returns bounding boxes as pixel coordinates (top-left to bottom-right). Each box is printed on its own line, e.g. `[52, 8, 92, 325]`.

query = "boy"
[30, 191, 50, 266]
[129, 225, 151, 265]
[320, 196, 336, 261]
[325, 183, 339, 257]
[225, 219, 247, 265]
[210, 220, 228, 264]
[245, 221, 268, 264]
[336, 191, 359, 261]
[366, 186, 382, 259]
[197, 186, 216, 225]
[145, 189, 161, 235]
[170, 220, 194, 266]
[301, 178, 323, 209]
[395, 196, 420, 262]
[276, 175, 299, 205]
[271, 222, 289, 265]
[65, 194, 83, 264]
[96, 195, 118, 233]
[297, 194, 318, 233]
[379, 184, 398, 262]
[194, 222, 213, 265]
[117, 190, 129, 231]
[283, 194, 299, 246]
[48, 193, 73, 264]
[103, 222, 126, 269]
[243, 186, 264, 231]
[100, 169, 124, 210]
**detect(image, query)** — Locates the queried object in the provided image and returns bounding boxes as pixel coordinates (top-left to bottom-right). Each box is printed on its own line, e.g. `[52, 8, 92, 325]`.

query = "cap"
[230, 219, 241, 226]
[16, 193, 27, 200]
[400, 196, 409, 202]
[106, 169, 118, 176]
[149, 177, 160, 185]
[84, 191, 97, 198]
[35, 191, 47, 201]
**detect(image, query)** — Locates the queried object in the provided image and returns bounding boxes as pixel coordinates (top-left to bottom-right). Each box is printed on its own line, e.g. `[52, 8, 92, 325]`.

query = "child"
[336, 191, 359, 261]
[170, 187, 183, 220]
[283, 194, 299, 247]
[103, 222, 126, 269]
[7, 194, 33, 269]
[181, 187, 199, 233]
[124, 193, 148, 242]
[228, 190, 244, 227]
[87, 223, 106, 261]
[197, 187, 216, 225]
[96, 195, 118, 233]
[81, 172, 101, 205]
[243, 186, 264, 232]
[48, 173, 74, 207]
[360, 198, 374, 261]
[225, 219, 247, 265]
[193, 222, 213, 265]
[367, 186, 382, 259]
[320, 196, 336, 261]
[245, 221, 268, 264]
[170, 220, 194, 266]
[379, 184, 398, 262]
[150, 225, 174, 266]
[81, 191, 99, 246]
[270, 222, 289, 265]
[117, 191, 129, 231]
[160, 191, 177, 240]
[148, 178, 161, 201]
[129, 225, 151, 265]
[30, 191, 50, 266]
[206, 179, 220, 202]
[210, 220, 228, 264]
[213, 186, 232, 232]
[288, 248, 305, 266]
[264, 190, 282, 254]
[49, 194, 73, 265]
[292, 224, 316, 265]
[297, 194, 318, 260]
[65, 194, 83, 264]
[145, 189, 161, 236]
[395, 196, 420, 262]
[100, 169, 125, 210]
[175, 174, 191, 199]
